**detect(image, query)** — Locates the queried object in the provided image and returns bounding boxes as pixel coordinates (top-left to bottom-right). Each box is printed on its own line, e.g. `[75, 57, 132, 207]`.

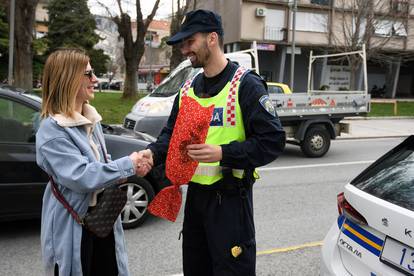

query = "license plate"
[380, 236, 414, 275]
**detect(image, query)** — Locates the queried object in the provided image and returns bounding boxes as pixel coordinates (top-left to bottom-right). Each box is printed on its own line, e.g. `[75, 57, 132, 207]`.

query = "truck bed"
[271, 92, 370, 118]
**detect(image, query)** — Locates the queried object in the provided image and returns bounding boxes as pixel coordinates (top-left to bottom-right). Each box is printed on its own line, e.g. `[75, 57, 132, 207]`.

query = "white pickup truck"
[124, 45, 370, 157]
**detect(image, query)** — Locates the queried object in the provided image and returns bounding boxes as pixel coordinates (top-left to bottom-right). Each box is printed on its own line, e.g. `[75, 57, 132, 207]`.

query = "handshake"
[129, 149, 154, 177]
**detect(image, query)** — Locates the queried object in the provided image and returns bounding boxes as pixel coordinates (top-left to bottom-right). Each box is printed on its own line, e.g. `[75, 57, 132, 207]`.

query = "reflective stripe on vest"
[194, 165, 244, 178]
[179, 66, 248, 185]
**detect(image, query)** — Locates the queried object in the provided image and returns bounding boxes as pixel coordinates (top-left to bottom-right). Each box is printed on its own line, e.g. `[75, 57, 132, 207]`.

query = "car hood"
[102, 124, 156, 143]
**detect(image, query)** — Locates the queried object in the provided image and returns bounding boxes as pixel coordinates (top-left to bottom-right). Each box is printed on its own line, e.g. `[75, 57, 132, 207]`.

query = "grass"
[368, 102, 414, 117]
[91, 92, 145, 124]
[32, 89, 144, 124]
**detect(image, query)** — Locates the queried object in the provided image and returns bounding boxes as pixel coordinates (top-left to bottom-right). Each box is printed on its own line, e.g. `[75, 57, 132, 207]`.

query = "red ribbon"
[148, 96, 214, 222]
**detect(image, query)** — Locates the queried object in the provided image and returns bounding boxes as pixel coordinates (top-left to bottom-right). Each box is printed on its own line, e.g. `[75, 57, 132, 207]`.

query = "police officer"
[143, 9, 285, 276]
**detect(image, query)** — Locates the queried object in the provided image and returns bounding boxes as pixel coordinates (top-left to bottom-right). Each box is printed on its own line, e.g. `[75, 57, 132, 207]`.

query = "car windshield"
[150, 66, 200, 97]
[351, 137, 414, 211]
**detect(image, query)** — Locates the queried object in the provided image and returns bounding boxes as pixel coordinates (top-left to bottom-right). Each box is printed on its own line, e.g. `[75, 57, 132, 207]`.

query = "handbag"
[50, 136, 127, 238]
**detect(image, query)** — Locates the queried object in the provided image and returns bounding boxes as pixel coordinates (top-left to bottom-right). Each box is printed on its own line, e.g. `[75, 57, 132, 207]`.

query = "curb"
[343, 116, 414, 120]
[337, 134, 411, 140]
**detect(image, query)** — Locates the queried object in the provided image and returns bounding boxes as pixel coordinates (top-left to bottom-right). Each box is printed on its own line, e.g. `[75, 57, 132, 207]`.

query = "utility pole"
[290, 0, 297, 91]
[8, 0, 15, 85]
[149, 32, 153, 84]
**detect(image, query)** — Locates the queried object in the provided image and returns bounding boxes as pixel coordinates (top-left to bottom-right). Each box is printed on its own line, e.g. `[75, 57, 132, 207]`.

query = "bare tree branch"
[96, 0, 116, 18]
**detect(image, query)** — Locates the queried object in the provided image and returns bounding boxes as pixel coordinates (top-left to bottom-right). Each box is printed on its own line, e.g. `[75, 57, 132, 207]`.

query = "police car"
[321, 135, 414, 275]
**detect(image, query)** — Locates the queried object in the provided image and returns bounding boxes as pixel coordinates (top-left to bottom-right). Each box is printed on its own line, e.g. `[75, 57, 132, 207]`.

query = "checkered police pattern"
[180, 66, 247, 127]
[181, 78, 193, 97]
[226, 66, 247, 127]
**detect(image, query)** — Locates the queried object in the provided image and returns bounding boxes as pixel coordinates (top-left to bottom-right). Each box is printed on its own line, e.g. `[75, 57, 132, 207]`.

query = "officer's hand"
[186, 144, 222, 163]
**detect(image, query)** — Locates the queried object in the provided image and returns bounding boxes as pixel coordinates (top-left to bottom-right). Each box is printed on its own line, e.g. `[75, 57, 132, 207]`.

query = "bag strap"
[50, 176, 84, 225]
[49, 130, 109, 225]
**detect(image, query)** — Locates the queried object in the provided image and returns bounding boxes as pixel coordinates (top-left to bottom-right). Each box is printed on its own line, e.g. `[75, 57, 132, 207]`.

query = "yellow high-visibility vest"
[179, 67, 248, 185]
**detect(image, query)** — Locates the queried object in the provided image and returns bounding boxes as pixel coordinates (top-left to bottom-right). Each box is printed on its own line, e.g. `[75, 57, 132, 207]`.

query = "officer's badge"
[231, 246, 243, 258]
[259, 95, 276, 117]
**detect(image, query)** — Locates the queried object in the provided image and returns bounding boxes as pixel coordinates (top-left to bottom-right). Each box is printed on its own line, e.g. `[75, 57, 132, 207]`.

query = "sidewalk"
[339, 117, 414, 139]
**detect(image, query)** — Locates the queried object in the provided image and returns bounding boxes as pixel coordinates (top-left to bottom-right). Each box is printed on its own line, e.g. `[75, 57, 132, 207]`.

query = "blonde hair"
[41, 49, 89, 118]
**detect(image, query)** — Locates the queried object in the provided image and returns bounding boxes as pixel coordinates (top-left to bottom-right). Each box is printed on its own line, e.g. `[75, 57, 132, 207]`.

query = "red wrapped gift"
[148, 96, 214, 222]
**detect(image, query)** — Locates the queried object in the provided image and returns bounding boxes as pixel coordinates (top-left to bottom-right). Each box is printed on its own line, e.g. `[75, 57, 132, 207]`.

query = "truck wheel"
[119, 176, 155, 229]
[300, 126, 331, 157]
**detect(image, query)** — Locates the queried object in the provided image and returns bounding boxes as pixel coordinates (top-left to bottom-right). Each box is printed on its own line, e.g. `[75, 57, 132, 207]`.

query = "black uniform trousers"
[182, 177, 256, 276]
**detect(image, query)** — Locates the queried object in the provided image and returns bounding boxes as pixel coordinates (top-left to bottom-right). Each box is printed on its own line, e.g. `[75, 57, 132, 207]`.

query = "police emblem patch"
[259, 95, 276, 117]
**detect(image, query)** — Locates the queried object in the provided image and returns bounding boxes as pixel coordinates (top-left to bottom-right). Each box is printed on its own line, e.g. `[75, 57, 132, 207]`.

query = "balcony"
[264, 26, 284, 41]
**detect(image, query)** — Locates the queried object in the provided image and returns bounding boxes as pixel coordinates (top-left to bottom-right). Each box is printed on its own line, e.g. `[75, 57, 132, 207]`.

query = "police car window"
[0, 98, 39, 143]
[351, 141, 414, 211]
[150, 67, 200, 97]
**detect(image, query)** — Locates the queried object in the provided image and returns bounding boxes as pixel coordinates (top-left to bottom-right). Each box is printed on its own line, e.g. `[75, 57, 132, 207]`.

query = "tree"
[0, 3, 9, 81]
[99, 0, 160, 99]
[328, 0, 414, 91]
[2, 0, 39, 89]
[47, 0, 109, 76]
[169, 0, 190, 70]
[89, 48, 110, 76]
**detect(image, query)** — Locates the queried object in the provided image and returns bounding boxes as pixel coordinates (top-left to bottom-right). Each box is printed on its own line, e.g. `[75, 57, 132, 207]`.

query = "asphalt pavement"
[339, 117, 414, 139]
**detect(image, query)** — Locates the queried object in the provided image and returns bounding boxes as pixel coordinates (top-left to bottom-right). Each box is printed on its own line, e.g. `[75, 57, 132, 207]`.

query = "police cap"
[167, 9, 224, 45]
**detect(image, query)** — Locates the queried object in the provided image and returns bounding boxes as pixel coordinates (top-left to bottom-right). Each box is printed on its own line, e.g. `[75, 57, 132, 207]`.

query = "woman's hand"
[129, 151, 153, 176]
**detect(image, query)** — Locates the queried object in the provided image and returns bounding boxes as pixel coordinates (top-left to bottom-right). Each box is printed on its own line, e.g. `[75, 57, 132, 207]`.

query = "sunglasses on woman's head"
[84, 69, 95, 79]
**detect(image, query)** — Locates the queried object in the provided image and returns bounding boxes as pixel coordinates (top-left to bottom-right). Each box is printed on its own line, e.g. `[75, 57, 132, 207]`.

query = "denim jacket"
[36, 104, 134, 276]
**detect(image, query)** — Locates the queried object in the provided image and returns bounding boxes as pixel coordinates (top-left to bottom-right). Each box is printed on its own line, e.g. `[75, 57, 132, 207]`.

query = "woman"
[36, 49, 149, 276]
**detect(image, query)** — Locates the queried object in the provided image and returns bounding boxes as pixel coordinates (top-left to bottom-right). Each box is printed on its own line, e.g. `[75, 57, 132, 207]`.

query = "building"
[95, 17, 171, 86]
[132, 19, 172, 85]
[192, 0, 414, 98]
[94, 15, 125, 80]
[35, 0, 48, 39]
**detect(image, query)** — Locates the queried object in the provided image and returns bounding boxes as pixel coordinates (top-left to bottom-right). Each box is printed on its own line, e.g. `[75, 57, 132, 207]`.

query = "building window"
[310, 0, 330, 6]
[374, 20, 407, 37]
[390, 0, 409, 14]
[292, 12, 328, 33]
[264, 9, 285, 41]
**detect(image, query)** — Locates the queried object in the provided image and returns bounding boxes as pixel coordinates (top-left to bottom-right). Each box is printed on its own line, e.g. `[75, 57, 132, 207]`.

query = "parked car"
[321, 135, 414, 275]
[0, 84, 169, 228]
[109, 81, 123, 90]
[267, 82, 292, 94]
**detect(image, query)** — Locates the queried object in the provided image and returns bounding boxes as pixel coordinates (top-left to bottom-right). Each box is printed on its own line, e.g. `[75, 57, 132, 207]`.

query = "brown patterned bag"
[50, 178, 127, 238]
[49, 136, 126, 238]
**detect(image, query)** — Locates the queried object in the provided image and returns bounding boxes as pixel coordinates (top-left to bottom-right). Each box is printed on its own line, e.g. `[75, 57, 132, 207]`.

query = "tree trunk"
[123, 57, 138, 99]
[122, 40, 138, 99]
[13, 0, 38, 90]
[122, 38, 145, 99]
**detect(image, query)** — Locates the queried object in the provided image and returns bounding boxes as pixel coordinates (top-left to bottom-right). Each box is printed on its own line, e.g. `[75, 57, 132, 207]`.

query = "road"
[0, 137, 405, 276]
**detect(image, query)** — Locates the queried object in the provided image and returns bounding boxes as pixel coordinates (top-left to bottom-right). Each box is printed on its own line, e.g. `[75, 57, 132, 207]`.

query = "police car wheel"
[300, 126, 331, 158]
[119, 176, 155, 229]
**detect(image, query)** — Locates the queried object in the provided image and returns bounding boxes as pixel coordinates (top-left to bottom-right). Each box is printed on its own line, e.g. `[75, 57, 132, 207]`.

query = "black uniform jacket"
[147, 60, 286, 170]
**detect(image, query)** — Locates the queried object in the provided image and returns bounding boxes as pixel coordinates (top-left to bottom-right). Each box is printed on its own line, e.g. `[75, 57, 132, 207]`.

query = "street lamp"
[149, 32, 153, 84]
[289, 0, 297, 92]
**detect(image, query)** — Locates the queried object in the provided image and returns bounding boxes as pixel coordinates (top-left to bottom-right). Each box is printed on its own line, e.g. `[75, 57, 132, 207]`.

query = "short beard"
[191, 40, 210, 68]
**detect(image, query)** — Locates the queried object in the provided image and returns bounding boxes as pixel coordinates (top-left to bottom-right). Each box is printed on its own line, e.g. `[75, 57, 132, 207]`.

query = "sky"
[88, 0, 178, 19]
